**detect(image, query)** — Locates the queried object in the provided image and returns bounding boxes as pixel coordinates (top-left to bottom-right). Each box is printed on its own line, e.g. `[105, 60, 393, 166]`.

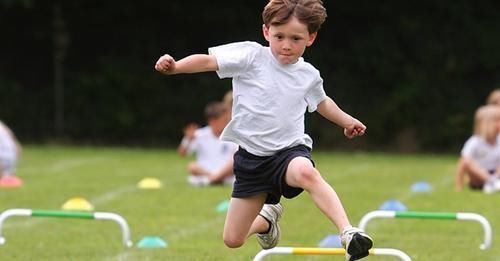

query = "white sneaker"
[491, 177, 500, 190]
[187, 175, 210, 187]
[483, 177, 500, 194]
[483, 180, 494, 194]
[341, 226, 373, 261]
[256, 203, 283, 249]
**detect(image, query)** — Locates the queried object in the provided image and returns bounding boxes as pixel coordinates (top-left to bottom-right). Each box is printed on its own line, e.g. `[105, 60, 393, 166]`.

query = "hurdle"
[0, 208, 133, 247]
[253, 247, 412, 261]
[359, 210, 492, 250]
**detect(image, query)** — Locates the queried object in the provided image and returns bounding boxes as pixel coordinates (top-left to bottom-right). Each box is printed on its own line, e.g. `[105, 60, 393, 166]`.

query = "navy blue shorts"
[232, 145, 314, 204]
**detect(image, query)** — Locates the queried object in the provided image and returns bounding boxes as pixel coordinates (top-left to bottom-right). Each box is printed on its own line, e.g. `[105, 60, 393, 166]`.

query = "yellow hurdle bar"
[292, 247, 348, 255]
[254, 247, 412, 261]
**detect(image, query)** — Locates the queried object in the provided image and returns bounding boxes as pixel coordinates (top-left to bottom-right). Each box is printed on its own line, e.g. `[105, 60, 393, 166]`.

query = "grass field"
[0, 146, 498, 260]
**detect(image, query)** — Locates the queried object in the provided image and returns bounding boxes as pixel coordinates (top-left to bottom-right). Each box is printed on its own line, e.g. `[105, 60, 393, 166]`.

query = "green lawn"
[0, 146, 498, 260]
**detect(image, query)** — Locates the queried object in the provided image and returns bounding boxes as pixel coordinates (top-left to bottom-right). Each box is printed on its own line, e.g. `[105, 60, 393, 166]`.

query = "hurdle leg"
[0, 208, 132, 247]
[0, 209, 32, 244]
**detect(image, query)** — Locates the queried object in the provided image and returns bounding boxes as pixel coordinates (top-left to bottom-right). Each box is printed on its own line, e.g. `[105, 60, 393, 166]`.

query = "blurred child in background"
[178, 101, 237, 187]
[223, 90, 233, 117]
[0, 120, 22, 187]
[486, 89, 500, 106]
[456, 105, 500, 193]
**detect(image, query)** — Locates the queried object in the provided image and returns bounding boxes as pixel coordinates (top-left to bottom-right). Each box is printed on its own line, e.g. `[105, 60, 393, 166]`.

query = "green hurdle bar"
[359, 210, 492, 250]
[253, 247, 412, 261]
[0, 208, 133, 247]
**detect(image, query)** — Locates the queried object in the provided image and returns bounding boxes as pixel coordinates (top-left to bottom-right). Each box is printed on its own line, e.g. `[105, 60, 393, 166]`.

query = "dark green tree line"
[1, 1, 499, 151]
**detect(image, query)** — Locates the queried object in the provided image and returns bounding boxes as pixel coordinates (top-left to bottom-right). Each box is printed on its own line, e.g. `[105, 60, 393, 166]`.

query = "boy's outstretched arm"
[316, 96, 366, 139]
[155, 54, 218, 75]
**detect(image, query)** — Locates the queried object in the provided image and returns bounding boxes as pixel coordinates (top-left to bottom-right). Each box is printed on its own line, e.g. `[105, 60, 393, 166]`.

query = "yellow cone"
[61, 197, 94, 211]
[138, 177, 162, 189]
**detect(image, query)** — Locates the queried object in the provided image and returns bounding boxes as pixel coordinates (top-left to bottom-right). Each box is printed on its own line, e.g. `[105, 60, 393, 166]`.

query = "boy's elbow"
[205, 55, 219, 71]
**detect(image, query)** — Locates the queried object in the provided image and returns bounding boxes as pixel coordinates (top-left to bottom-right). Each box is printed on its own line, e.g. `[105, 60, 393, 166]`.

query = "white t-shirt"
[187, 126, 238, 174]
[209, 41, 327, 156]
[461, 135, 500, 172]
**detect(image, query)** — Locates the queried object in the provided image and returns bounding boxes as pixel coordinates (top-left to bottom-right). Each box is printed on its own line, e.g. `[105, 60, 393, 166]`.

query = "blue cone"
[379, 199, 407, 211]
[318, 234, 342, 248]
[411, 181, 432, 193]
[137, 236, 168, 248]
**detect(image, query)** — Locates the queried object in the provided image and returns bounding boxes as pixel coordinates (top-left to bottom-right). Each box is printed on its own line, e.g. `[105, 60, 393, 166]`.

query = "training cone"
[137, 236, 168, 248]
[318, 234, 342, 248]
[216, 199, 230, 213]
[0, 175, 23, 188]
[379, 199, 407, 211]
[138, 177, 162, 189]
[61, 197, 94, 211]
[411, 181, 432, 193]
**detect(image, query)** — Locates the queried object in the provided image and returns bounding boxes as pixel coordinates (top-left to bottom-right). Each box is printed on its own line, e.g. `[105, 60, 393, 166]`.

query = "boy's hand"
[155, 54, 176, 75]
[344, 118, 366, 139]
[183, 122, 199, 139]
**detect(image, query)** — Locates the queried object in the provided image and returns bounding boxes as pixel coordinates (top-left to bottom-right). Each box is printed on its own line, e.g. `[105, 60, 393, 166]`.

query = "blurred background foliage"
[1, 0, 499, 152]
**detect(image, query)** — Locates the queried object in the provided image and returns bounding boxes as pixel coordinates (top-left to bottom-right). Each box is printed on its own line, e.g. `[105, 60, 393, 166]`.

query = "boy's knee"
[223, 234, 245, 248]
[295, 165, 320, 185]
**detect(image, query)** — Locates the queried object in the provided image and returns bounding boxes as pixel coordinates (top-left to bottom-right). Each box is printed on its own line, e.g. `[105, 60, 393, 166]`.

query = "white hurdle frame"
[359, 210, 492, 250]
[0, 208, 133, 247]
[254, 247, 412, 261]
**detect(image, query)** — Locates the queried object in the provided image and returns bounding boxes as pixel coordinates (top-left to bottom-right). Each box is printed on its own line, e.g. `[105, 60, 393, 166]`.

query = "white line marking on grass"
[20, 157, 105, 175]
[1, 218, 46, 229]
[167, 215, 225, 241]
[91, 185, 137, 205]
[112, 251, 133, 261]
[48, 157, 105, 173]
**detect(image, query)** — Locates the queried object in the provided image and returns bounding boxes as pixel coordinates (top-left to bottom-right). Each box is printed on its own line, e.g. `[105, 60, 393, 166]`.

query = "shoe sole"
[257, 223, 280, 249]
[347, 233, 373, 261]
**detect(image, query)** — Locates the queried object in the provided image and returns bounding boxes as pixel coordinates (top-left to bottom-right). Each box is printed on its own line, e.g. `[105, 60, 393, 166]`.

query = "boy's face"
[263, 16, 317, 65]
[208, 112, 230, 136]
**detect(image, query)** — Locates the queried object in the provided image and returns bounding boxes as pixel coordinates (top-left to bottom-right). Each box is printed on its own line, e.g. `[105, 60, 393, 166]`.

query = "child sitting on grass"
[178, 101, 237, 186]
[0, 120, 22, 188]
[456, 105, 500, 193]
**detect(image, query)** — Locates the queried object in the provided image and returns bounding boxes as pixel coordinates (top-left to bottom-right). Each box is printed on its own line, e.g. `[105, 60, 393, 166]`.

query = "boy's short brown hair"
[204, 101, 227, 120]
[262, 0, 327, 33]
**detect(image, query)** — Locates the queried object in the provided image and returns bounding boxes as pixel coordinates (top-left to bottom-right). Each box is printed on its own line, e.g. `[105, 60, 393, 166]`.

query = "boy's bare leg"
[284, 156, 350, 231]
[223, 193, 268, 248]
[285, 156, 372, 260]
